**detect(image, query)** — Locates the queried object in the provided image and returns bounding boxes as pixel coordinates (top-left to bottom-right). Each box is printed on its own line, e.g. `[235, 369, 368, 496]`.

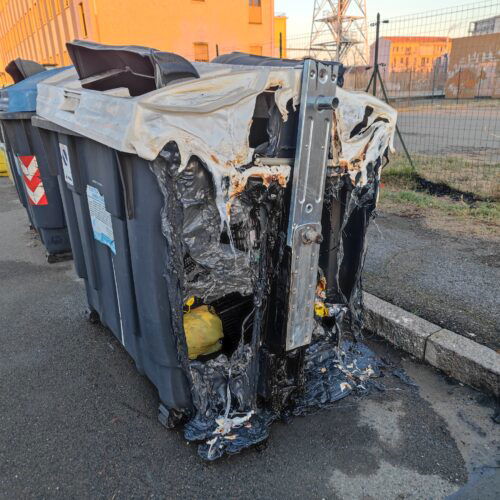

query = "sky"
[274, 0, 476, 36]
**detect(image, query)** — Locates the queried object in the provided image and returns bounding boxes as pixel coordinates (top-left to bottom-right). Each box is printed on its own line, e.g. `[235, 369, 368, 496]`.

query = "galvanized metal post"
[373, 12, 380, 97]
[285, 59, 339, 351]
[431, 63, 437, 100]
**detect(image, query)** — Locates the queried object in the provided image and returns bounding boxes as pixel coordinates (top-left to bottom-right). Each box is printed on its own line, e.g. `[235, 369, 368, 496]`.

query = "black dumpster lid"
[66, 40, 200, 96]
[212, 52, 304, 67]
[212, 52, 345, 86]
[5, 58, 46, 83]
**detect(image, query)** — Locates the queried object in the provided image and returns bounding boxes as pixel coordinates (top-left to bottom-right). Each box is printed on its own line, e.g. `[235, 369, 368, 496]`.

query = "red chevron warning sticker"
[18, 155, 48, 206]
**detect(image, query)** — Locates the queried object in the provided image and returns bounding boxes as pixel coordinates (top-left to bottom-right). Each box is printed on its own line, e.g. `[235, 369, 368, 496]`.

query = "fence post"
[216, 44, 219, 57]
[408, 69, 412, 107]
[431, 63, 437, 100]
[372, 12, 381, 97]
[476, 69, 483, 98]
[456, 67, 462, 103]
[279, 32, 283, 59]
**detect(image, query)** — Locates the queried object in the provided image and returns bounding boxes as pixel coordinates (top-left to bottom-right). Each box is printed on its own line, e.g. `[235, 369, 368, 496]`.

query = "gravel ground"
[364, 211, 500, 351]
[0, 178, 498, 498]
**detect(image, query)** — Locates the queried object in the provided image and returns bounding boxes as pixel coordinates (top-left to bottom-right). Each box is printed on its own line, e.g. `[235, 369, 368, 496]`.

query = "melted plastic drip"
[149, 85, 394, 460]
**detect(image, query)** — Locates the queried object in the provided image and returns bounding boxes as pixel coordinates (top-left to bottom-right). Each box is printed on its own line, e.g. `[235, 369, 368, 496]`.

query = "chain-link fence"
[246, 1, 500, 200]
[362, 1, 500, 200]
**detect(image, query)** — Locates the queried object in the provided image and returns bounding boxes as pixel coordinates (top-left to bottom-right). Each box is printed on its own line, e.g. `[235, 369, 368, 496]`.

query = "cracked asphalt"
[1, 178, 498, 498]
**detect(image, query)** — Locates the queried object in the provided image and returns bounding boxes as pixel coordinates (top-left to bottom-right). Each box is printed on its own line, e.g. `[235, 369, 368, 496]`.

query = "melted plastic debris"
[195, 411, 276, 461]
[183, 338, 276, 460]
[333, 87, 396, 186]
[185, 337, 384, 460]
[291, 339, 383, 416]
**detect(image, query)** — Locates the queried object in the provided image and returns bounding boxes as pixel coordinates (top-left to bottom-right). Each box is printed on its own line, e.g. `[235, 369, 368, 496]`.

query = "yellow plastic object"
[185, 296, 195, 311]
[0, 146, 10, 178]
[184, 305, 223, 360]
[314, 301, 327, 318]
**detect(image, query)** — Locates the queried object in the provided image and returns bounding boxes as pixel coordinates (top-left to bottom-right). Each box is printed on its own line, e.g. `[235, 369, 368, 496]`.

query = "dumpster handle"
[60, 90, 81, 113]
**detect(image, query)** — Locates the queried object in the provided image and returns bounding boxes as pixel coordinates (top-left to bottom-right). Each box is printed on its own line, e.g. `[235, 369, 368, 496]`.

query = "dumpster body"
[36, 45, 397, 459]
[0, 66, 71, 260]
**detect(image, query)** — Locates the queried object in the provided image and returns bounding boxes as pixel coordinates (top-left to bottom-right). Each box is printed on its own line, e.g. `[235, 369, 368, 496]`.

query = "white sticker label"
[59, 142, 73, 187]
[86, 185, 116, 254]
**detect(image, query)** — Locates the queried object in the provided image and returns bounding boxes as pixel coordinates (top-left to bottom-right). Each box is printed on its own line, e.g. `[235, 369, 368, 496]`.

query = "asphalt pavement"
[1, 178, 498, 499]
[364, 211, 500, 351]
[395, 103, 500, 159]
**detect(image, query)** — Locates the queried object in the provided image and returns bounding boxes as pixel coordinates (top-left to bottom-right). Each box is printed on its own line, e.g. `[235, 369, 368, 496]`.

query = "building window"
[249, 0, 262, 24]
[194, 42, 209, 62]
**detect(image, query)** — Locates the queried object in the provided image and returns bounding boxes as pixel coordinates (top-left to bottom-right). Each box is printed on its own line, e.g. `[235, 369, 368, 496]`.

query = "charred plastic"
[38, 43, 394, 460]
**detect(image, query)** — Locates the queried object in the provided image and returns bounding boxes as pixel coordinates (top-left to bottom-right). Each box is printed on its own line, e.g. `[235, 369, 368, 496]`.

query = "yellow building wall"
[387, 38, 451, 73]
[0, 0, 276, 85]
[274, 15, 286, 58]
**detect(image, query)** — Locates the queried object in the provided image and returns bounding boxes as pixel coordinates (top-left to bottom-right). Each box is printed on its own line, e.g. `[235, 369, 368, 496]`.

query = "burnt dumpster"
[0, 62, 72, 261]
[35, 42, 396, 460]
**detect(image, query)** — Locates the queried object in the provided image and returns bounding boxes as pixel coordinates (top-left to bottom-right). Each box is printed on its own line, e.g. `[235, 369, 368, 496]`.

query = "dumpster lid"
[0, 66, 72, 114]
[212, 52, 345, 86]
[5, 58, 46, 83]
[66, 40, 200, 96]
[36, 58, 396, 207]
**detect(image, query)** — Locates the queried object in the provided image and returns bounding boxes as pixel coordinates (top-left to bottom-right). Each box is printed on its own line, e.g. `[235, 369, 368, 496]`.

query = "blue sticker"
[86, 185, 116, 254]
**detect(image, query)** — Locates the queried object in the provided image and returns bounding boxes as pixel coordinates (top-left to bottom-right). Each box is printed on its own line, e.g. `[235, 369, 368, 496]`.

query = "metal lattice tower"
[310, 0, 368, 64]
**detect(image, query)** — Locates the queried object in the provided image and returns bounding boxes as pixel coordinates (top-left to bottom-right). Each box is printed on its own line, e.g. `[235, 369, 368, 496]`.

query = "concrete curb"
[363, 292, 500, 397]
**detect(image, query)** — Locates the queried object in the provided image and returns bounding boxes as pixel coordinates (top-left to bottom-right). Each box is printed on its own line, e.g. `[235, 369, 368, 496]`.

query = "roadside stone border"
[363, 292, 500, 397]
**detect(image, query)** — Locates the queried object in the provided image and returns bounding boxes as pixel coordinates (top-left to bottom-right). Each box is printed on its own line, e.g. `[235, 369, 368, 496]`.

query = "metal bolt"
[302, 228, 323, 245]
[315, 96, 339, 111]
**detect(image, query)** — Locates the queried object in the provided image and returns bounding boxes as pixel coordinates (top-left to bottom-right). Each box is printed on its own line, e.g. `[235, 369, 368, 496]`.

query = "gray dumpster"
[0, 63, 72, 261]
[35, 43, 397, 460]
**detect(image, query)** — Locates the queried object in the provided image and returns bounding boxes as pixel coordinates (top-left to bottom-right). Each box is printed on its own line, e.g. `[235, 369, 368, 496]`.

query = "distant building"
[445, 32, 500, 98]
[370, 36, 451, 73]
[0, 0, 284, 86]
[469, 15, 500, 36]
[274, 14, 287, 58]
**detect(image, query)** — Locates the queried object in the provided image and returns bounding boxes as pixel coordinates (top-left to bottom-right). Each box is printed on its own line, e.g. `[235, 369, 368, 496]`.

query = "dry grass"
[387, 154, 500, 200]
[379, 161, 500, 240]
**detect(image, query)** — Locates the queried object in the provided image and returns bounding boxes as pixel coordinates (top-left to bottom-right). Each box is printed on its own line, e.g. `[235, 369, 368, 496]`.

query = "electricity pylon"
[310, 0, 368, 64]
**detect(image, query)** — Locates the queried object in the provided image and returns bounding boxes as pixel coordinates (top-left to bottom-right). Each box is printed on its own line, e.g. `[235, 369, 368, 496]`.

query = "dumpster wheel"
[86, 309, 101, 325]
[46, 251, 72, 264]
